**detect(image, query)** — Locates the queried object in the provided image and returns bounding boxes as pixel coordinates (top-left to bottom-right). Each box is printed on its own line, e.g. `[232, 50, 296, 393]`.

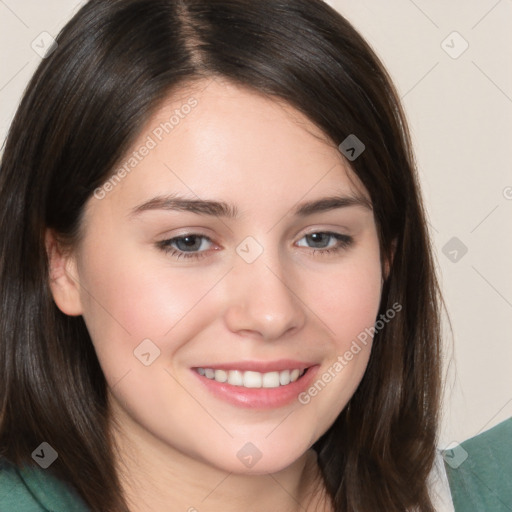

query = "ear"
[383, 238, 397, 282]
[45, 229, 83, 316]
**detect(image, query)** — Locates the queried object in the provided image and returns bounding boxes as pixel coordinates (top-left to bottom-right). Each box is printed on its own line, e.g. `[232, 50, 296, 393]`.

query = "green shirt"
[0, 457, 89, 511]
[443, 417, 512, 512]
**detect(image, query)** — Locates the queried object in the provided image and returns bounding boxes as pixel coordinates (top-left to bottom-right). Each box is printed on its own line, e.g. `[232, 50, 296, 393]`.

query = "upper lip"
[193, 359, 316, 373]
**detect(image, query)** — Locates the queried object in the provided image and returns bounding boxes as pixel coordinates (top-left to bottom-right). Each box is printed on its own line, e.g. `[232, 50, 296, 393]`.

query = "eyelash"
[157, 232, 353, 260]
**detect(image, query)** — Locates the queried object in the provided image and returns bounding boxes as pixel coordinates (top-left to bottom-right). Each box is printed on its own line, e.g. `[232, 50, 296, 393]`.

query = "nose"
[222, 247, 307, 341]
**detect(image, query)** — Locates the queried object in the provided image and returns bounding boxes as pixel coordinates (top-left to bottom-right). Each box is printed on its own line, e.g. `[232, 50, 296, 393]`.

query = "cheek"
[295, 244, 382, 429]
[314, 247, 383, 345]
[332, 268, 381, 340]
[75, 240, 224, 386]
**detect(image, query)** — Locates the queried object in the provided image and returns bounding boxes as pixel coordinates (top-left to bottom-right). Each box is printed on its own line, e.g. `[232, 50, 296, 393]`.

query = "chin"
[197, 434, 315, 476]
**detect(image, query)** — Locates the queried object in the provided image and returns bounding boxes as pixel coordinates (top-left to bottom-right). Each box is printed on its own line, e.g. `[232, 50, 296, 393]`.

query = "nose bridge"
[223, 237, 306, 339]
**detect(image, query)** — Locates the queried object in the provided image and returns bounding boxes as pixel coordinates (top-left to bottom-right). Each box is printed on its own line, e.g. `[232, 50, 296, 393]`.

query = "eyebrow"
[129, 193, 371, 218]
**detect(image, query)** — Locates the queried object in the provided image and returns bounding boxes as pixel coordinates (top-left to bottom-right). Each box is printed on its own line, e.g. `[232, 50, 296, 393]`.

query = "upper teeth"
[196, 368, 306, 388]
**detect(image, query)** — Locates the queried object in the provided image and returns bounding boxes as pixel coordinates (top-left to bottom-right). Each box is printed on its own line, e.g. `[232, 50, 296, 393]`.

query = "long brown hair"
[0, 0, 441, 510]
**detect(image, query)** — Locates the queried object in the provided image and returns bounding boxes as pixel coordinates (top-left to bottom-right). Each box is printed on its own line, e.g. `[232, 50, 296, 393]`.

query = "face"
[50, 78, 383, 475]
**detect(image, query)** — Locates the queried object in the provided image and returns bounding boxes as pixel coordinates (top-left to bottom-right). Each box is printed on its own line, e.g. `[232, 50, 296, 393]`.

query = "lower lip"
[192, 366, 320, 409]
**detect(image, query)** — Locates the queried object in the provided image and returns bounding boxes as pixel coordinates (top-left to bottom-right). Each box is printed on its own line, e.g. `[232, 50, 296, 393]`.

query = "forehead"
[95, 78, 370, 214]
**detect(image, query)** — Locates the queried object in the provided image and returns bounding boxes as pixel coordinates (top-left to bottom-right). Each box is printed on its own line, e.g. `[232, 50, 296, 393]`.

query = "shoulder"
[0, 456, 89, 512]
[0, 457, 47, 511]
[442, 417, 512, 512]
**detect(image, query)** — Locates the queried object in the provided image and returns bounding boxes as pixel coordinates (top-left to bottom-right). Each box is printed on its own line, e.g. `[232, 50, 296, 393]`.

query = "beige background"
[1, 0, 511, 449]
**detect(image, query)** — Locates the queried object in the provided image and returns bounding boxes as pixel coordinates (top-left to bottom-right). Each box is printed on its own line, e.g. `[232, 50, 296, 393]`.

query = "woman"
[0, 0, 444, 510]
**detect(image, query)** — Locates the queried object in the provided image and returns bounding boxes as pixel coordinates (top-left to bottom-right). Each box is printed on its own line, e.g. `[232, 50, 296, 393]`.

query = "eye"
[157, 234, 214, 259]
[156, 231, 352, 260]
[296, 231, 353, 255]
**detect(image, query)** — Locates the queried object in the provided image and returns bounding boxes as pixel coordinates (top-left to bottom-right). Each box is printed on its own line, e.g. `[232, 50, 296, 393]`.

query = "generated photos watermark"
[298, 302, 402, 405]
[93, 97, 198, 200]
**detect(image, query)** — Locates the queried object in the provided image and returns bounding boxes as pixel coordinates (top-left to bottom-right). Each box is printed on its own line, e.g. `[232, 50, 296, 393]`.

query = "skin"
[48, 78, 384, 512]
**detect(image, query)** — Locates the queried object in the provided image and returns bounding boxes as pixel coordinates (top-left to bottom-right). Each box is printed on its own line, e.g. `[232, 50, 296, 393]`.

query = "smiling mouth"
[194, 367, 308, 388]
